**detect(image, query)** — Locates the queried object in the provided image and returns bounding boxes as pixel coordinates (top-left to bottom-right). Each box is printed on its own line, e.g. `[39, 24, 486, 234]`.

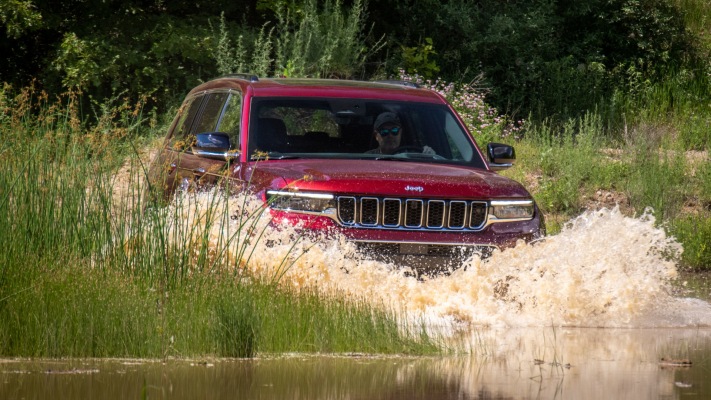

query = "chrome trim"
[469, 201, 488, 229]
[192, 149, 240, 161]
[353, 238, 499, 250]
[488, 162, 513, 171]
[334, 197, 495, 232]
[337, 196, 357, 225]
[427, 200, 446, 228]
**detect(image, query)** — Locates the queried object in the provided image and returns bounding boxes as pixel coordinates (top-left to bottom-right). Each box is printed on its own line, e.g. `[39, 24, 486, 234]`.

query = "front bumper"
[268, 208, 544, 251]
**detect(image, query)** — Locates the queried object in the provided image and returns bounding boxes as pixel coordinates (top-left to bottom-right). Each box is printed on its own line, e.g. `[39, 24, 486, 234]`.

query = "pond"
[3, 208, 711, 399]
[2, 324, 711, 399]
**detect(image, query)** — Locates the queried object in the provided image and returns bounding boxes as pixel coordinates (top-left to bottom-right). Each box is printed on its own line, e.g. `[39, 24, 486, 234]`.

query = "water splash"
[162, 191, 711, 329]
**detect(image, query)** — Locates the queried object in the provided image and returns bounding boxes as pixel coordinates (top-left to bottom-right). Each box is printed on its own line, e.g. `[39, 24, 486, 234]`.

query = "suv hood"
[249, 159, 531, 199]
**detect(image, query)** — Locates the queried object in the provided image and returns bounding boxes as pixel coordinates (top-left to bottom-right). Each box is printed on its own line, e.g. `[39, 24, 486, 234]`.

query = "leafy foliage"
[0, 0, 42, 38]
[400, 38, 440, 80]
[0, 0, 709, 135]
[370, 0, 704, 121]
[274, 0, 377, 78]
[2, 0, 262, 111]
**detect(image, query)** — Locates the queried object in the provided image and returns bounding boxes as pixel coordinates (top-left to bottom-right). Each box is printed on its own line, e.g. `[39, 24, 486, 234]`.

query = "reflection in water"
[3, 328, 711, 399]
[5, 193, 711, 399]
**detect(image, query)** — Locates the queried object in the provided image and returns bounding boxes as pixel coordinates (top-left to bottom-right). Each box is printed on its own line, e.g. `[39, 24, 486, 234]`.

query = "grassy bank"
[499, 116, 710, 269]
[0, 88, 439, 358]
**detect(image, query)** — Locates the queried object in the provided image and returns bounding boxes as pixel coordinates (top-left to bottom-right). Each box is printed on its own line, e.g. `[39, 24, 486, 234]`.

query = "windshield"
[248, 98, 487, 168]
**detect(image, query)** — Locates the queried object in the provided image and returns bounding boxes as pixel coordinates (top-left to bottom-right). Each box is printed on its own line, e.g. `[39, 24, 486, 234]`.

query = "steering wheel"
[394, 145, 424, 154]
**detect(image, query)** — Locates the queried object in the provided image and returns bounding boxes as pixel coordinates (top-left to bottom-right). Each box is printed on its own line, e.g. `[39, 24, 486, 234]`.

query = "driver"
[366, 112, 401, 154]
[366, 112, 435, 155]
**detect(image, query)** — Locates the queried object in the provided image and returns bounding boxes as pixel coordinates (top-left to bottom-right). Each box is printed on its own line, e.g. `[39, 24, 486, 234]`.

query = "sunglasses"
[378, 126, 401, 137]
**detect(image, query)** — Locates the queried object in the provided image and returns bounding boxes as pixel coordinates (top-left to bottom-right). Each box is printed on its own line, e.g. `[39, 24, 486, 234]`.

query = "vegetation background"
[0, 0, 710, 359]
[1, 0, 709, 266]
[0, 0, 711, 268]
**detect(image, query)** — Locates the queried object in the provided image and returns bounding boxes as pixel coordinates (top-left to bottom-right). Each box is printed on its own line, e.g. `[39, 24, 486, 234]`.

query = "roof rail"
[372, 80, 420, 88]
[219, 73, 259, 82]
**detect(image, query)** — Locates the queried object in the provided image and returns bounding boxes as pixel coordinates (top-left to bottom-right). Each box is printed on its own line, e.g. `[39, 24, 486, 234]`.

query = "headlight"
[490, 200, 534, 220]
[266, 190, 336, 213]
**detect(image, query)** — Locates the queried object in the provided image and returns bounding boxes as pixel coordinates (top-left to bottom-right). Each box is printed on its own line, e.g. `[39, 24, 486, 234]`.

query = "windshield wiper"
[251, 152, 303, 160]
[372, 155, 405, 161]
[373, 153, 441, 161]
[402, 153, 442, 160]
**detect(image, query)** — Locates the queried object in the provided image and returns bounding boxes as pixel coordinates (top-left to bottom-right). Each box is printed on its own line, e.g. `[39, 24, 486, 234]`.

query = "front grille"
[337, 196, 488, 231]
[360, 197, 379, 226]
[383, 199, 401, 226]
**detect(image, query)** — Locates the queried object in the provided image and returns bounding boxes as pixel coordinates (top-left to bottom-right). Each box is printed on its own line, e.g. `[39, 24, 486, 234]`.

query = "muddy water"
[4, 193, 711, 399]
[3, 327, 711, 399]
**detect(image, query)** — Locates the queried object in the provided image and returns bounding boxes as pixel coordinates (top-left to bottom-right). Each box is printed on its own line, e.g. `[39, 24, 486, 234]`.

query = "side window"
[193, 92, 229, 134]
[171, 96, 203, 150]
[216, 93, 242, 147]
[174, 97, 201, 138]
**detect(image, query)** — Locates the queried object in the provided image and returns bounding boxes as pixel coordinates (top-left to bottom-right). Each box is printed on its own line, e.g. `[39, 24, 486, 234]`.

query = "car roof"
[187, 76, 445, 104]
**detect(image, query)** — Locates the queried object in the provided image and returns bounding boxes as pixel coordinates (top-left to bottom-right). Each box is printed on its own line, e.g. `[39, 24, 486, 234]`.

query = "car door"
[148, 90, 243, 201]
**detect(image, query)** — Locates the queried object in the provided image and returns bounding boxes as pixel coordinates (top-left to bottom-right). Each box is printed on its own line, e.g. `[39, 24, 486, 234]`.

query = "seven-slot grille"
[337, 196, 488, 231]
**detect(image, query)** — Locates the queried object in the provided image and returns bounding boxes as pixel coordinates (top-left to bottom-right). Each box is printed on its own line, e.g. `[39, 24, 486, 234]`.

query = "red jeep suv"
[148, 74, 543, 262]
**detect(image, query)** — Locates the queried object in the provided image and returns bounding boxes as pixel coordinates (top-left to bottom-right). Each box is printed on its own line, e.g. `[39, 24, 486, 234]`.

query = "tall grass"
[0, 87, 440, 358]
[274, 0, 382, 78]
[476, 106, 706, 267]
[527, 113, 615, 214]
[517, 122, 706, 266]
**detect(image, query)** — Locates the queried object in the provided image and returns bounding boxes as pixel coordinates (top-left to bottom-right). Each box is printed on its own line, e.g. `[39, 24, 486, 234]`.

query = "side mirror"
[192, 132, 239, 161]
[487, 143, 516, 171]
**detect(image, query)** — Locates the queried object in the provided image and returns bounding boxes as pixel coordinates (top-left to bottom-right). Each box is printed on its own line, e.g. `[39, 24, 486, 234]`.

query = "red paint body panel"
[247, 159, 529, 199]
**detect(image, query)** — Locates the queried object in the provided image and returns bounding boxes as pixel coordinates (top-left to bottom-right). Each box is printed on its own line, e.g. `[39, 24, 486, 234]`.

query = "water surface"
[3, 326, 710, 399]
